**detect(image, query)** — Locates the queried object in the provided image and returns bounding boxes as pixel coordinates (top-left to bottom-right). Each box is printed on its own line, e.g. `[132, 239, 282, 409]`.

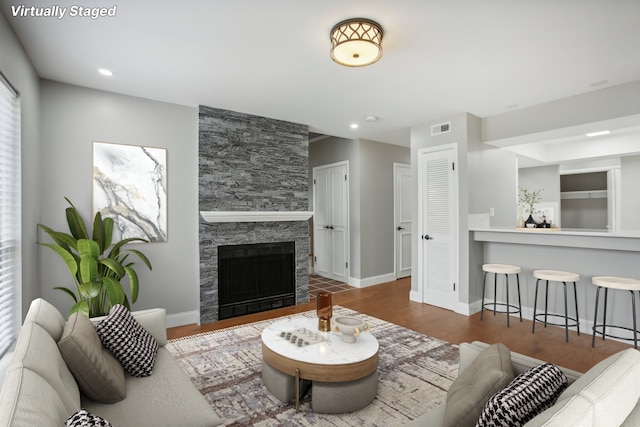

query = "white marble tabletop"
[261, 316, 379, 365]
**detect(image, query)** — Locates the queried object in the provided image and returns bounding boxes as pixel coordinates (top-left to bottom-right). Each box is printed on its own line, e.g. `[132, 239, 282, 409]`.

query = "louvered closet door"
[419, 147, 457, 310]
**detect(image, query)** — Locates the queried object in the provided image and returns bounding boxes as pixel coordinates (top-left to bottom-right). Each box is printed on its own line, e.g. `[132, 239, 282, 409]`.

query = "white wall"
[0, 12, 41, 319]
[38, 81, 199, 320]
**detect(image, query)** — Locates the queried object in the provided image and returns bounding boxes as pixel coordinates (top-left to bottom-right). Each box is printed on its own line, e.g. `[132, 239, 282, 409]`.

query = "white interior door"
[313, 162, 349, 282]
[419, 146, 458, 310]
[394, 163, 412, 279]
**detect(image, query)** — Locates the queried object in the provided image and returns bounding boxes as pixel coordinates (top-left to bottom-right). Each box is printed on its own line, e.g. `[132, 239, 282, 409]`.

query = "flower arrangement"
[518, 187, 543, 216]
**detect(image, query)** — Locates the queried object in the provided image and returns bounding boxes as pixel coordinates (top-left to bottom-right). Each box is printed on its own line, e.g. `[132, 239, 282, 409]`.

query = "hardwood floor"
[167, 277, 634, 373]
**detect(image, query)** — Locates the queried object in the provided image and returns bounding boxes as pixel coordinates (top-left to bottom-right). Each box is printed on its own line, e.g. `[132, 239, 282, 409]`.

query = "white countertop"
[261, 316, 379, 365]
[470, 226, 640, 238]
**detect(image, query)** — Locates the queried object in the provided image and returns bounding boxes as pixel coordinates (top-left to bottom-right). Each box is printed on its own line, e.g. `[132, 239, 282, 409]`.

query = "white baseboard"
[349, 272, 396, 289]
[409, 290, 422, 303]
[166, 310, 200, 327]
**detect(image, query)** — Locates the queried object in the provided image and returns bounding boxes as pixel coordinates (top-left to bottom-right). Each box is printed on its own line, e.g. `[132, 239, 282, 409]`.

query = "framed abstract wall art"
[92, 141, 167, 242]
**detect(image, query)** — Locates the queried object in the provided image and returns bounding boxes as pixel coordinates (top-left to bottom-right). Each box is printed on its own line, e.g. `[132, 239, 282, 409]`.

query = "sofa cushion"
[443, 343, 514, 427]
[477, 363, 568, 426]
[10, 322, 80, 415]
[525, 348, 640, 426]
[65, 409, 112, 427]
[58, 313, 126, 403]
[23, 297, 66, 342]
[0, 367, 76, 427]
[81, 348, 224, 427]
[96, 304, 159, 377]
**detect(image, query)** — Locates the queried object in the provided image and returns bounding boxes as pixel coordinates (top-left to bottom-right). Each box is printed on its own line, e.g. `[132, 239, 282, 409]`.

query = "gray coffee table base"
[262, 358, 378, 413]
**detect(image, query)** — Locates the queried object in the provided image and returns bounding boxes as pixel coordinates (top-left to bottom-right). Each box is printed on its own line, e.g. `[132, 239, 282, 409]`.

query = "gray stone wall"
[198, 106, 310, 323]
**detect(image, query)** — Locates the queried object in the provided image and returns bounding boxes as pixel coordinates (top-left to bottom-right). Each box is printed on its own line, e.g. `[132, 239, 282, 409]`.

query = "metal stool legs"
[481, 271, 522, 327]
[532, 279, 580, 342]
[592, 287, 638, 349]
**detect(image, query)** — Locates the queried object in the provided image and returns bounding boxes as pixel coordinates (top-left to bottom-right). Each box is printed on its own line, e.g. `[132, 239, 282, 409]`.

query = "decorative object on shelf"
[333, 316, 370, 343]
[316, 291, 333, 332]
[519, 187, 544, 227]
[38, 197, 152, 317]
[93, 141, 167, 242]
[330, 18, 383, 67]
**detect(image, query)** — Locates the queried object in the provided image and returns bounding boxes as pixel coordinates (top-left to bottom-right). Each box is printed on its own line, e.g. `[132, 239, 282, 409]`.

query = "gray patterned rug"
[166, 307, 458, 426]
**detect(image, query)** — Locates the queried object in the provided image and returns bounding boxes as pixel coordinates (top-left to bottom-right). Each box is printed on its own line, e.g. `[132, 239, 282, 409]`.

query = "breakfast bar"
[470, 227, 640, 340]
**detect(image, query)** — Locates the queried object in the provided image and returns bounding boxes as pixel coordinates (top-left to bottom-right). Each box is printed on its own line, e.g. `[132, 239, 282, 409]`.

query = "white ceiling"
[2, 0, 640, 148]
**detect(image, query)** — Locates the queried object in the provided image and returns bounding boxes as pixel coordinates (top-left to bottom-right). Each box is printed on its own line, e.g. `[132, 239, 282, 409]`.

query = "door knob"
[328, 225, 334, 230]
[397, 226, 405, 231]
[422, 235, 434, 240]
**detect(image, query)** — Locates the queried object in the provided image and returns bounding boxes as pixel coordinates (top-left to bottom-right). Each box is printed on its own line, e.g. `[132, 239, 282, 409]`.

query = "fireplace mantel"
[200, 211, 313, 223]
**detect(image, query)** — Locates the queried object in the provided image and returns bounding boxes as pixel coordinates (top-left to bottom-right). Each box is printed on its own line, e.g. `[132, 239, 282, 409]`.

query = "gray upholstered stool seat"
[592, 276, 640, 349]
[532, 269, 581, 342]
[481, 263, 522, 327]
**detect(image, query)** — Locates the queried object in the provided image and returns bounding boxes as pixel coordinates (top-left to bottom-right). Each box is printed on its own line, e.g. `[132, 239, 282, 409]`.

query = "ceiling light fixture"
[330, 18, 383, 67]
[585, 130, 611, 137]
[350, 123, 359, 129]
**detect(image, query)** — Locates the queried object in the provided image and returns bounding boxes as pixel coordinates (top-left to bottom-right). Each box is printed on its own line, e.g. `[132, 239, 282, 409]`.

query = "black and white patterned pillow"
[65, 409, 112, 427]
[96, 304, 159, 377]
[476, 363, 569, 427]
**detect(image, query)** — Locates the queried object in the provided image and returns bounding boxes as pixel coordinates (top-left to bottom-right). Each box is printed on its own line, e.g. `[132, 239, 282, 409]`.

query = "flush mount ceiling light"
[330, 18, 383, 67]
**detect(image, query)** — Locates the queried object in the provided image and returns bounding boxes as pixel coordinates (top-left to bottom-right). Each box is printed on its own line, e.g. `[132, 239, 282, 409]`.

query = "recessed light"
[365, 115, 379, 122]
[590, 80, 608, 87]
[350, 123, 359, 129]
[98, 68, 113, 77]
[585, 130, 610, 137]
[506, 104, 519, 109]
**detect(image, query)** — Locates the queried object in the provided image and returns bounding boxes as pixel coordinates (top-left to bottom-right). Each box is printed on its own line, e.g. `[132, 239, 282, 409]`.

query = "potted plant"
[518, 187, 543, 227]
[38, 197, 152, 317]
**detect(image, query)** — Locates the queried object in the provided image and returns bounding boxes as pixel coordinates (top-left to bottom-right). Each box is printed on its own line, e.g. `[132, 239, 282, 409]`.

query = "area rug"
[166, 307, 459, 426]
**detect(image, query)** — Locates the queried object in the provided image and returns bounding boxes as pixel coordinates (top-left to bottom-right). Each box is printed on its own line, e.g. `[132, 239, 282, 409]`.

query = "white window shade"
[0, 73, 20, 358]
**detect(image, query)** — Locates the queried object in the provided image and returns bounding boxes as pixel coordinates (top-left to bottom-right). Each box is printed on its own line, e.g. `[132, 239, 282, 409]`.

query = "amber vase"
[316, 291, 333, 332]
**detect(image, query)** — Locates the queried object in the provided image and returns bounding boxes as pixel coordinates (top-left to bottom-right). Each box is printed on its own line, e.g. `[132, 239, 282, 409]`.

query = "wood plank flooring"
[167, 277, 634, 373]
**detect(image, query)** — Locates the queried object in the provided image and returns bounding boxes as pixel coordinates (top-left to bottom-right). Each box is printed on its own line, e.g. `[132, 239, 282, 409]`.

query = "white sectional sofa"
[407, 341, 640, 427]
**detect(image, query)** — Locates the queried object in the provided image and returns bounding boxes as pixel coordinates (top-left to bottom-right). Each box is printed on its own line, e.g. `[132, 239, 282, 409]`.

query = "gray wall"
[38, 81, 200, 319]
[0, 12, 41, 320]
[482, 80, 640, 142]
[309, 136, 409, 282]
[621, 155, 640, 231]
[359, 139, 410, 278]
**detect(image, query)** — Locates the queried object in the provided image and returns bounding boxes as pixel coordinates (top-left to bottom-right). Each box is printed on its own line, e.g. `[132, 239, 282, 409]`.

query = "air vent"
[431, 121, 451, 136]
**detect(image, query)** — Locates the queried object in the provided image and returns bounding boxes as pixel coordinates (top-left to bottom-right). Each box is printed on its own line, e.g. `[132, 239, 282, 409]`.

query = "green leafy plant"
[38, 197, 152, 317]
[518, 187, 543, 216]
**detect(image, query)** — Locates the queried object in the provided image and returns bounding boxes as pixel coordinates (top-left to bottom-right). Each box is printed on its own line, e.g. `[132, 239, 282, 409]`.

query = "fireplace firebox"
[218, 241, 296, 320]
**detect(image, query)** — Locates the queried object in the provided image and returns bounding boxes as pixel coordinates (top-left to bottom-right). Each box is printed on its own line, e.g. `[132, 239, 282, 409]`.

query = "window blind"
[0, 73, 20, 358]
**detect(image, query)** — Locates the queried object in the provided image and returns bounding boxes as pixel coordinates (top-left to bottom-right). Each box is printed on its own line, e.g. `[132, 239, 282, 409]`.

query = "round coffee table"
[261, 316, 379, 413]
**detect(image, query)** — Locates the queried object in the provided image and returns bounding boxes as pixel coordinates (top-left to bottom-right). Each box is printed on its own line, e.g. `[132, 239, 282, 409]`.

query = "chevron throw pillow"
[96, 304, 159, 377]
[476, 363, 568, 427]
[65, 409, 112, 427]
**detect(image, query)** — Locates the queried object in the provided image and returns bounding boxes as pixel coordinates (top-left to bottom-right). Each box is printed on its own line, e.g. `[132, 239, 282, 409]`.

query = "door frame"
[312, 160, 350, 283]
[416, 143, 459, 309]
[393, 162, 412, 279]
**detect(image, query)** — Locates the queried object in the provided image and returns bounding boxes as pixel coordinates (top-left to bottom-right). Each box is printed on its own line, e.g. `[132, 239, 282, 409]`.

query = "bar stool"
[481, 264, 522, 327]
[531, 270, 580, 342]
[591, 276, 640, 349]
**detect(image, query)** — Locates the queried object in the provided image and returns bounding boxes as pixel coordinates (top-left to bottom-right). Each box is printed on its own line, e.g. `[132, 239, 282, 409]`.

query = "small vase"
[525, 214, 537, 228]
[517, 216, 525, 228]
[316, 291, 333, 332]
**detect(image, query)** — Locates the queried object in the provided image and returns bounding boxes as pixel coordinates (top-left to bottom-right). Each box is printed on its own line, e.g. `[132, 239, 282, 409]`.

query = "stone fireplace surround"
[198, 106, 310, 324]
